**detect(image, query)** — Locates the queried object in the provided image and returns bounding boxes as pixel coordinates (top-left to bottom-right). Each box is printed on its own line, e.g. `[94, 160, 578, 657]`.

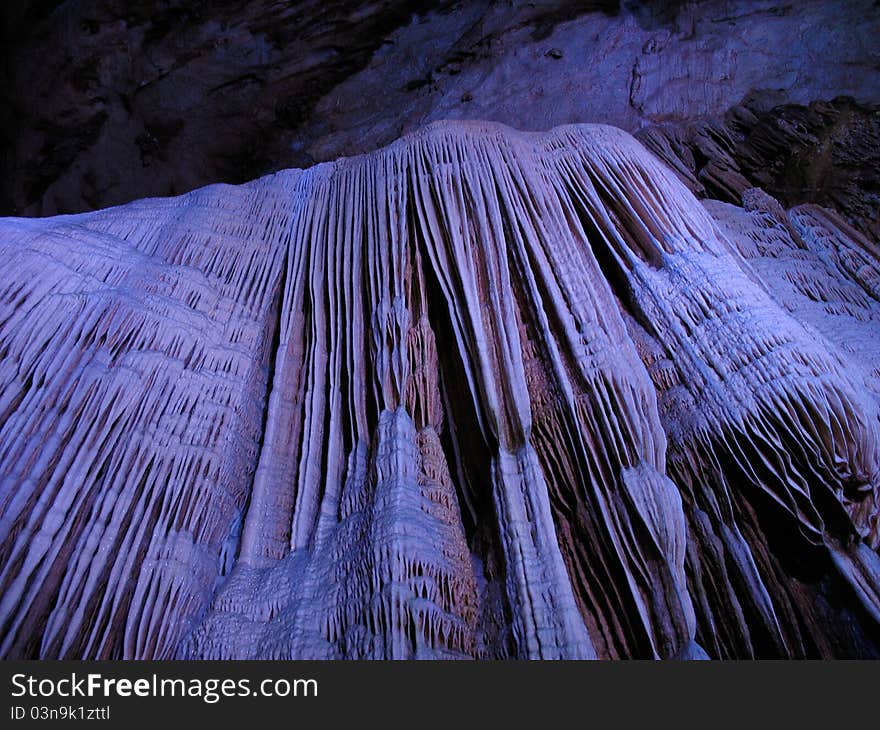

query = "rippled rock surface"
[1, 121, 878, 659]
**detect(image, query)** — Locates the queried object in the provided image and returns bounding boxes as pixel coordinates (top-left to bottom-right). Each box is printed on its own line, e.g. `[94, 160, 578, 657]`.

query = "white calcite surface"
[0, 121, 878, 659]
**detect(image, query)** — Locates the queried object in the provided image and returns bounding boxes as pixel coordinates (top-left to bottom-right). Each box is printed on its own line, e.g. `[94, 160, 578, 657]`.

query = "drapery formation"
[1, 121, 878, 659]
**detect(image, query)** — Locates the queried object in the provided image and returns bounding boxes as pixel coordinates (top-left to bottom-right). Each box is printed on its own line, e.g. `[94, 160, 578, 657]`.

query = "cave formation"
[1, 121, 878, 659]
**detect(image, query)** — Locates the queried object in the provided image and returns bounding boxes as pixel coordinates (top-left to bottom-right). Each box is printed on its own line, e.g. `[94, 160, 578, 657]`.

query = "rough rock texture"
[638, 95, 880, 240]
[3, 0, 879, 218]
[1, 121, 879, 659]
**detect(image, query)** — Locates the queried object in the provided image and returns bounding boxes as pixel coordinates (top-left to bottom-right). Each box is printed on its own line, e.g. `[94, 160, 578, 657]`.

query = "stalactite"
[1, 121, 878, 658]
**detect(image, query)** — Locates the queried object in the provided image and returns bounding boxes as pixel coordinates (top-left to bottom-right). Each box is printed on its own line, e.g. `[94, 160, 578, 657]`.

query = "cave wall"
[1, 0, 879, 661]
[2, 0, 878, 223]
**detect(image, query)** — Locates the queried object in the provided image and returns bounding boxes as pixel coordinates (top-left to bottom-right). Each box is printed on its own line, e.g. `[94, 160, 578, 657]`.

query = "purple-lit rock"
[3, 1, 878, 220]
[1, 121, 878, 658]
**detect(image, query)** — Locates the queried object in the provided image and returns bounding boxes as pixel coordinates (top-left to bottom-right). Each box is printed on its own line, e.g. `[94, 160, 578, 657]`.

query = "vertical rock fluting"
[1, 121, 878, 658]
